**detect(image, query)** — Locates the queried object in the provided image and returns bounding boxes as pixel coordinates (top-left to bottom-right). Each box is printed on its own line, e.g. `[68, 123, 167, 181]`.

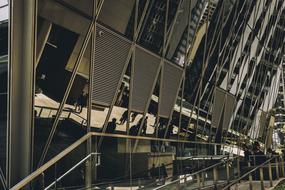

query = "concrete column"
[8, 0, 37, 187]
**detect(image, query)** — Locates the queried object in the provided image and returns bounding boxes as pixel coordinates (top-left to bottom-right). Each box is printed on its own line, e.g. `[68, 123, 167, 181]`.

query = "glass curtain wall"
[0, 0, 9, 185]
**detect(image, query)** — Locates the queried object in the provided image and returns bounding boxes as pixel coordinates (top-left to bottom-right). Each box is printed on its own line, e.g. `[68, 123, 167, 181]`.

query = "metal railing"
[11, 133, 92, 190]
[44, 152, 99, 190]
[222, 155, 285, 190]
[35, 105, 87, 126]
[152, 155, 238, 190]
[148, 155, 285, 190]
[84, 154, 231, 190]
[10, 131, 242, 190]
[33, 105, 244, 157]
[141, 154, 233, 189]
[150, 154, 285, 190]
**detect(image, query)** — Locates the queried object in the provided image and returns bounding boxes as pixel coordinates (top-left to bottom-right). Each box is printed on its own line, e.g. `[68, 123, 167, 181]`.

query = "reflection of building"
[0, 1, 8, 188]
[2, 0, 285, 189]
[274, 59, 285, 128]
[186, 0, 285, 143]
[273, 58, 285, 146]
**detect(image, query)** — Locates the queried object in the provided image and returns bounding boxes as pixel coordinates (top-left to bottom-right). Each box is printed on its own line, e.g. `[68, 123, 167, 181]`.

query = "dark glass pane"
[0, 20, 8, 178]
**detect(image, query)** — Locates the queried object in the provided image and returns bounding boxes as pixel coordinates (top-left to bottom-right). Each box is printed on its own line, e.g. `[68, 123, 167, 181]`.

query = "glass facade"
[0, 0, 8, 182]
[2, 0, 285, 189]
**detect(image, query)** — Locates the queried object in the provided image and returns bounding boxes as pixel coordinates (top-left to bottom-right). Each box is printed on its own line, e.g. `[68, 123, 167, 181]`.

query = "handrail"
[35, 105, 240, 148]
[152, 156, 237, 190]
[34, 106, 241, 147]
[222, 156, 278, 190]
[44, 152, 100, 190]
[35, 105, 86, 120]
[10, 133, 92, 190]
[35, 105, 87, 124]
[11, 131, 240, 190]
[177, 155, 234, 160]
[90, 132, 239, 146]
[138, 155, 229, 189]
[95, 155, 194, 186]
[91, 154, 229, 188]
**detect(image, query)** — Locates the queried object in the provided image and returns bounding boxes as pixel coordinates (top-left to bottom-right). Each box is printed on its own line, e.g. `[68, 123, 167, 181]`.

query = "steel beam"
[85, 0, 97, 188]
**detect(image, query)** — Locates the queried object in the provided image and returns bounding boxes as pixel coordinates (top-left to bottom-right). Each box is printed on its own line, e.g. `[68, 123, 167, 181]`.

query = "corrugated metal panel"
[92, 25, 131, 106]
[131, 47, 161, 112]
[159, 61, 183, 118]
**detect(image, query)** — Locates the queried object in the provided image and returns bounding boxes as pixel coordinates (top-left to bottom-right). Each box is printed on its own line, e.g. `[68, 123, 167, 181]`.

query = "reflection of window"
[0, 21, 7, 180]
[0, 2, 8, 22]
[0, 56, 7, 93]
[0, 0, 8, 7]
[0, 22, 8, 55]
[37, 23, 78, 101]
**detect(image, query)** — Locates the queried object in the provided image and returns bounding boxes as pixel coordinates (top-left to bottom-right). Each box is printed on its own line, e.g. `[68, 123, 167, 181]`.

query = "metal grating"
[130, 46, 161, 113]
[92, 24, 131, 106]
[159, 61, 183, 118]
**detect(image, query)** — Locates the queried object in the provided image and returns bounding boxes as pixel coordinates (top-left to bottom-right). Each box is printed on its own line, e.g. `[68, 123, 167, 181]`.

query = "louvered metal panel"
[131, 47, 161, 112]
[92, 25, 131, 106]
[159, 61, 183, 118]
[212, 87, 225, 129]
[223, 92, 236, 130]
[212, 87, 235, 130]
